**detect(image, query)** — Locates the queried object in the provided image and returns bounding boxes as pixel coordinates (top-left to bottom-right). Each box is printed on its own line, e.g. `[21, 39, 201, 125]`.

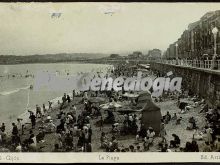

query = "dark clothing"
[57, 122, 65, 133]
[179, 102, 188, 110]
[36, 131, 45, 143]
[191, 143, 199, 152]
[30, 114, 36, 128]
[77, 136, 84, 147]
[11, 135, 20, 146]
[12, 125, 18, 135]
[86, 144, 92, 152]
[88, 128, 92, 143]
[65, 135, 73, 148]
[67, 95, 71, 103]
[1, 125, 5, 132]
[139, 127, 147, 138]
[36, 107, 42, 118]
[170, 135, 180, 148]
[62, 96, 67, 103]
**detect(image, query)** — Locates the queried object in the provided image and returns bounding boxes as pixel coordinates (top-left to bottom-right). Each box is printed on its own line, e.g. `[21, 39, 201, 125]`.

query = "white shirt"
[147, 130, 155, 138]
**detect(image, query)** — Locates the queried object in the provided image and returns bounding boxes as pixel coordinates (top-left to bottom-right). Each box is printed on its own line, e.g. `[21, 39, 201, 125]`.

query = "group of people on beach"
[0, 63, 219, 153]
[151, 67, 220, 152]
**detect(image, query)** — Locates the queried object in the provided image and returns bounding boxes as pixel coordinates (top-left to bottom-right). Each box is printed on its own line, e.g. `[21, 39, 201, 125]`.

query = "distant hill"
[0, 53, 109, 64]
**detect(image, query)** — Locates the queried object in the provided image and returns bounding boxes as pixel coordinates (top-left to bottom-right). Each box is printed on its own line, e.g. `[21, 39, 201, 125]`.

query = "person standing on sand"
[100, 115, 104, 131]
[60, 93, 67, 110]
[17, 118, 24, 135]
[12, 123, 18, 136]
[100, 132, 108, 149]
[67, 95, 71, 103]
[36, 104, 42, 118]
[72, 90, 75, 101]
[83, 92, 88, 101]
[82, 127, 90, 151]
[62, 93, 67, 103]
[1, 123, 5, 132]
[205, 126, 213, 144]
[160, 122, 166, 143]
[29, 112, 36, 129]
[48, 101, 52, 110]
[11, 123, 19, 147]
[43, 104, 46, 114]
[70, 104, 77, 114]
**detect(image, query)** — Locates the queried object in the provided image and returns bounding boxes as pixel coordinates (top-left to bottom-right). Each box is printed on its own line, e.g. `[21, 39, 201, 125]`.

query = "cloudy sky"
[0, 3, 219, 56]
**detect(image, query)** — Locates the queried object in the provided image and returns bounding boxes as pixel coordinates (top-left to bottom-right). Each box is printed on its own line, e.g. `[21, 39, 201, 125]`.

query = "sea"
[0, 63, 112, 128]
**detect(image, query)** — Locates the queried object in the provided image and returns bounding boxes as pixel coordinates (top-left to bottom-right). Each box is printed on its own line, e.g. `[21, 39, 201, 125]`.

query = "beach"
[0, 62, 218, 153]
[0, 63, 112, 128]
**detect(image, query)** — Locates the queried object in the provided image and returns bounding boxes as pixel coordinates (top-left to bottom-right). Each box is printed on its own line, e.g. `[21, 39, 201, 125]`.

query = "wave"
[16, 94, 64, 128]
[5, 91, 64, 133]
[0, 86, 30, 96]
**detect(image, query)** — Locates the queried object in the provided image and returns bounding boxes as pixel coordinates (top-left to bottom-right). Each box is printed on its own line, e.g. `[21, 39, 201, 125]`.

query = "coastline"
[0, 63, 112, 133]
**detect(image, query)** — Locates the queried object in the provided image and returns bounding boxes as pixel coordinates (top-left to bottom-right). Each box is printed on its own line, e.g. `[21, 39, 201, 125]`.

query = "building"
[147, 49, 162, 60]
[128, 51, 144, 59]
[164, 10, 220, 60]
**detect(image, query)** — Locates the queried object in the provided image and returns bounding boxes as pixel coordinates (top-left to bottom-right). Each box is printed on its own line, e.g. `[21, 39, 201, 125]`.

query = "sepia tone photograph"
[0, 2, 219, 161]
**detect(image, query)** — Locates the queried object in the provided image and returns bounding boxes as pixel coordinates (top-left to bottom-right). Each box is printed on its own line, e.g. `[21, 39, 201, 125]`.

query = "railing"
[157, 59, 220, 70]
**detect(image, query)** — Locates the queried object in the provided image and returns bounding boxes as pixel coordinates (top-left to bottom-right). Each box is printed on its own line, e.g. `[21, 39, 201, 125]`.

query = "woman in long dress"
[160, 123, 166, 142]
[205, 127, 213, 144]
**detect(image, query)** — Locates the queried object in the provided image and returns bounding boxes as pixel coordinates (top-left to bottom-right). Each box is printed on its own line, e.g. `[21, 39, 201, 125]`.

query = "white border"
[0, 152, 219, 163]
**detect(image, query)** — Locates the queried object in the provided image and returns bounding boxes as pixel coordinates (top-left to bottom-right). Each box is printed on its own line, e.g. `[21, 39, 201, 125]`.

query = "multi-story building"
[164, 43, 177, 59]
[164, 10, 220, 60]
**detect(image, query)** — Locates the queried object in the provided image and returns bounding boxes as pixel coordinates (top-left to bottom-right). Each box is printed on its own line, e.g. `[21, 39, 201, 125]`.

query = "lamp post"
[175, 43, 178, 65]
[211, 27, 218, 69]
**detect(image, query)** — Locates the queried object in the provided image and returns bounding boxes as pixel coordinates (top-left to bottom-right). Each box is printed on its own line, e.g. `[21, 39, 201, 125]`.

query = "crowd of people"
[0, 63, 219, 153]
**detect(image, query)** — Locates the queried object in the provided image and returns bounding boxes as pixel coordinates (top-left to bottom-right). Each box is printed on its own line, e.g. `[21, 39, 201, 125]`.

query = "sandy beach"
[0, 63, 216, 153]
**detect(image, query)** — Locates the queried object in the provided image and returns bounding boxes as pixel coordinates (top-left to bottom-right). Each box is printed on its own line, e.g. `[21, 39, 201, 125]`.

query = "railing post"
[217, 60, 220, 70]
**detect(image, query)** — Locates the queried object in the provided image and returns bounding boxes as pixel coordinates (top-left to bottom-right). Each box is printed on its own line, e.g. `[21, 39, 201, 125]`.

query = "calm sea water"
[0, 63, 111, 127]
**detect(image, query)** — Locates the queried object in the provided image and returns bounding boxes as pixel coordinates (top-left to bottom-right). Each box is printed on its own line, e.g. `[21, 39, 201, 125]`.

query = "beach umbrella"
[122, 93, 139, 98]
[129, 65, 138, 69]
[100, 102, 122, 109]
[100, 104, 111, 109]
[136, 69, 149, 72]
[89, 97, 106, 103]
[117, 108, 141, 115]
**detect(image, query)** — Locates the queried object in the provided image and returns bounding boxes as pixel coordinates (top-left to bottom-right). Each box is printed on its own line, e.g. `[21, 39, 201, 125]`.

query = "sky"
[0, 3, 220, 56]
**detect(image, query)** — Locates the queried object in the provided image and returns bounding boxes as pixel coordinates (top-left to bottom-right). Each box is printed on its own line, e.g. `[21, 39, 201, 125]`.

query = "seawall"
[150, 62, 220, 107]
